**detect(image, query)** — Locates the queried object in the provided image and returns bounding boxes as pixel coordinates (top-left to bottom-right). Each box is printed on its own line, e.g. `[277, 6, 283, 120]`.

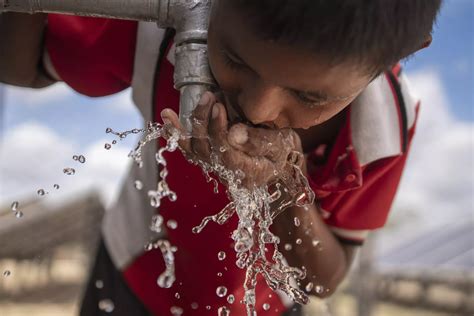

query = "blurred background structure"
[0, 0, 472, 315]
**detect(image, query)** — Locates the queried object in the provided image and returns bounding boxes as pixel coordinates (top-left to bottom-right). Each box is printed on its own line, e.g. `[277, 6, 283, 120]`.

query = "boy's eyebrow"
[287, 87, 355, 103]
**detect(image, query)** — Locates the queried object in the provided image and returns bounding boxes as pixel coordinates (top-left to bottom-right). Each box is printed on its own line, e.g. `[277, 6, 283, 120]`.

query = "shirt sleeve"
[311, 121, 417, 245]
[45, 14, 138, 97]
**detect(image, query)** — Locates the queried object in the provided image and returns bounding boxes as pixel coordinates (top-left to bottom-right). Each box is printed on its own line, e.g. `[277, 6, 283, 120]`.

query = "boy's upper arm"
[45, 14, 138, 97]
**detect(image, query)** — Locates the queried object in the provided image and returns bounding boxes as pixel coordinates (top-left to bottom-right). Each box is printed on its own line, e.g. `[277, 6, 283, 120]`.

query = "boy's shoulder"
[350, 66, 419, 166]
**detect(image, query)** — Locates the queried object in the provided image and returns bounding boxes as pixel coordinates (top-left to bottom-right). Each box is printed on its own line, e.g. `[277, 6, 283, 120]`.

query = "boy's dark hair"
[230, 0, 442, 74]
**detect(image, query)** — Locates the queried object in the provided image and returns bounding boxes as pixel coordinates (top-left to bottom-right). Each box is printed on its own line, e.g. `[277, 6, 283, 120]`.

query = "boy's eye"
[293, 91, 326, 108]
[222, 51, 246, 71]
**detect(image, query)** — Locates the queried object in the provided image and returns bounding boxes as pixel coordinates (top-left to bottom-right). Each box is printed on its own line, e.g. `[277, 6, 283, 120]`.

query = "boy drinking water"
[0, 1, 442, 315]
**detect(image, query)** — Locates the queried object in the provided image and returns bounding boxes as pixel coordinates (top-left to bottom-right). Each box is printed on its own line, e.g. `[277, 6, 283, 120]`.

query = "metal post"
[356, 234, 376, 316]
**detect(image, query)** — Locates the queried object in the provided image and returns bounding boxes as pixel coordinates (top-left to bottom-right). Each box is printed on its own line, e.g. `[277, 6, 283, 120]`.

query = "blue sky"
[403, 0, 473, 121]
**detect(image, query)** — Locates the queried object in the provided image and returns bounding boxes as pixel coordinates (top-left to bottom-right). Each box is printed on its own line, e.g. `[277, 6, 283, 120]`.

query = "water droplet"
[63, 168, 76, 175]
[167, 219, 178, 230]
[78, 155, 86, 163]
[112, 140, 117, 145]
[296, 238, 303, 245]
[134, 180, 143, 190]
[53, 184, 60, 190]
[191, 302, 199, 310]
[284, 243, 292, 251]
[312, 239, 320, 247]
[157, 273, 175, 289]
[263, 303, 271, 311]
[218, 306, 230, 316]
[37, 189, 46, 196]
[219, 146, 227, 153]
[95, 280, 104, 289]
[3, 270, 11, 277]
[315, 285, 324, 294]
[150, 215, 163, 233]
[170, 306, 183, 315]
[15, 211, 23, 218]
[98, 299, 115, 313]
[305, 282, 314, 292]
[217, 272, 223, 277]
[104, 143, 112, 150]
[227, 294, 235, 304]
[72, 155, 78, 161]
[175, 292, 180, 299]
[106, 128, 113, 134]
[216, 286, 227, 297]
[206, 305, 211, 310]
[294, 217, 301, 227]
[11, 201, 18, 211]
[144, 242, 154, 251]
[218, 251, 226, 261]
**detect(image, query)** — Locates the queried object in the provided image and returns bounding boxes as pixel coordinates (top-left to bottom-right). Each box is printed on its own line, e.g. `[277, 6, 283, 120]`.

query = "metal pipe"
[0, 0, 166, 22]
[0, 0, 216, 131]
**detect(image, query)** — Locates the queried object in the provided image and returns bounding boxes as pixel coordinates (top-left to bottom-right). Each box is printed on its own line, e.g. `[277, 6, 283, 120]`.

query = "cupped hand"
[160, 92, 304, 188]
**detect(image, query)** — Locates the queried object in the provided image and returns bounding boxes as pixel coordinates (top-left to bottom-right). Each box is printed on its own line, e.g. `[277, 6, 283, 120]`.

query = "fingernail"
[212, 104, 219, 119]
[199, 92, 211, 106]
[160, 111, 171, 124]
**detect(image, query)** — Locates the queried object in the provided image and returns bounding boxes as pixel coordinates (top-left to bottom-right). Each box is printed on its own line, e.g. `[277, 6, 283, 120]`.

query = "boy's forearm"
[0, 12, 54, 88]
[272, 202, 356, 298]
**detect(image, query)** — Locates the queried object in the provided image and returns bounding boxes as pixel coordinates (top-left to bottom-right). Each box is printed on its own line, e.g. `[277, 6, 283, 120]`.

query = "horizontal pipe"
[0, 0, 167, 22]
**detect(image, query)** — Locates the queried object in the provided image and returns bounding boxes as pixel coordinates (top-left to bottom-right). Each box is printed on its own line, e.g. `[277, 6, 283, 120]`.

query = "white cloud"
[379, 68, 473, 250]
[101, 89, 138, 114]
[0, 121, 133, 209]
[5, 83, 71, 108]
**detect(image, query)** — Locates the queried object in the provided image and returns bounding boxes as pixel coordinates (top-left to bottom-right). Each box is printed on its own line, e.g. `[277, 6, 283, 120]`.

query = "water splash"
[191, 149, 315, 315]
[73, 154, 86, 163]
[63, 168, 75, 175]
[110, 123, 182, 289]
[112, 121, 316, 315]
[218, 251, 226, 261]
[218, 306, 231, 316]
[10, 201, 18, 211]
[216, 286, 228, 297]
[156, 239, 176, 289]
[95, 280, 104, 289]
[170, 306, 184, 315]
[98, 299, 115, 313]
[134, 180, 143, 190]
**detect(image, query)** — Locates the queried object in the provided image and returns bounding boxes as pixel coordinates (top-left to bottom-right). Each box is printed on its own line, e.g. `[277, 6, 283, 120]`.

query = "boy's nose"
[237, 81, 288, 127]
